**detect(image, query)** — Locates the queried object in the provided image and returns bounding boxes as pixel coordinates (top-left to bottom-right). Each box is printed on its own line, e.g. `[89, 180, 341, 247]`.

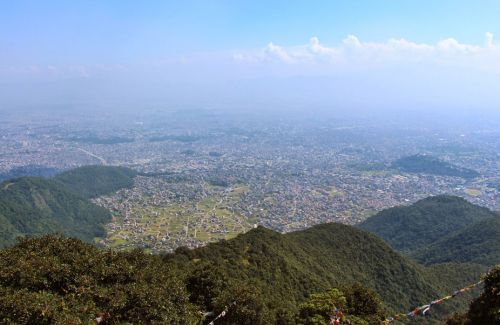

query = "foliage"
[0, 235, 199, 324]
[359, 195, 497, 254]
[0, 177, 111, 248]
[297, 288, 346, 324]
[55, 165, 137, 198]
[445, 265, 500, 324]
[297, 285, 384, 325]
[465, 265, 500, 324]
[168, 223, 484, 322]
[392, 154, 480, 179]
[412, 216, 500, 266]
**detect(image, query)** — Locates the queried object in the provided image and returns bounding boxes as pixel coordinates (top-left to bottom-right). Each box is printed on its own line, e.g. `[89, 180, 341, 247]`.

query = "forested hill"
[358, 195, 498, 254]
[411, 216, 500, 266]
[0, 226, 488, 324]
[168, 223, 485, 322]
[0, 177, 111, 248]
[391, 154, 480, 179]
[0, 165, 138, 248]
[55, 165, 137, 198]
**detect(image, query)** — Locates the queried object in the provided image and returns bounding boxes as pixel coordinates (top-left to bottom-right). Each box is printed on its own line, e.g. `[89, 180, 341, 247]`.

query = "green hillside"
[412, 216, 500, 266]
[0, 177, 111, 248]
[55, 165, 137, 198]
[392, 154, 480, 179]
[168, 223, 485, 322]
[0, 226, 487, 324]
[358, 195, 497, 253]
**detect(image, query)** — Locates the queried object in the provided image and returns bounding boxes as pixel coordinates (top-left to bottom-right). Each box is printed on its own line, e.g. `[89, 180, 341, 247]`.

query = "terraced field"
[97, 183, 253, 253]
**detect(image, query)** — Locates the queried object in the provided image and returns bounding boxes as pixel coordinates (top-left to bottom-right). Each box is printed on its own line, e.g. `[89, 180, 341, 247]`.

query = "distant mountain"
[358, 195, 497, 254]
[0, 177, 111, 248]
[412, 216, 500, 266]
[392, 154, 480, 179]
[169, 223, 485, 321]
[55, 165, 137, 198]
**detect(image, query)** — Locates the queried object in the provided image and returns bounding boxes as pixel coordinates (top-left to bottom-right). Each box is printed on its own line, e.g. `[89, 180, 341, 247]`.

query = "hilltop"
[55, 165, 137, 198]
[392, 154, 480, 179]
[168, 223, 485, 322]
[359, 195, 497, 254]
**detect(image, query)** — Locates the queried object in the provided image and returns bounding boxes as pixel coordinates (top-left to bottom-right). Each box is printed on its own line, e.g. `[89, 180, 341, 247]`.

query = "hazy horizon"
[1, 1, 500, 117]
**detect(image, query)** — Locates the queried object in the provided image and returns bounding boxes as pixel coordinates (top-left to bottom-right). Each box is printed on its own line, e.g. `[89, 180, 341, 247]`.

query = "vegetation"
[412, 216, 500, 266]
[168, 223, 484, 323]
[359, 195, 498, 253]
[0, 236, 198, 324]
[392, 154, 480, 179]
[0, 177, 111, 248]
[0, 222, 488, 324]
[446, 265, 500, 324]
[55, 165, 137, 198]
[296, 286, 384, 325]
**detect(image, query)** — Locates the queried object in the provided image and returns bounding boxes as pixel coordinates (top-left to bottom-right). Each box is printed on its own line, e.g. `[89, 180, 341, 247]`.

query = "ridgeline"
[0, 165, 137, 248]
[359, 195, 498, 254]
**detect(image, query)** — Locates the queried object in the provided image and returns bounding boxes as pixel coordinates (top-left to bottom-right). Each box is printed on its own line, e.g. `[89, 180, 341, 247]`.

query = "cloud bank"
[234, 33, 500, 71]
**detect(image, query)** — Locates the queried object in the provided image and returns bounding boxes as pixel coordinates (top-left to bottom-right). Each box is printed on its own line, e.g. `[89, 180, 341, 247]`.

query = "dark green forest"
[0, 224, 493, 324]
[411, 217, 500, 266]
[0, 166, 137, 247]
[0, 177, 111, 248]
[391, 155, 480, 179]
[55, 165, 137, 198]
[359, 195, 498, 255]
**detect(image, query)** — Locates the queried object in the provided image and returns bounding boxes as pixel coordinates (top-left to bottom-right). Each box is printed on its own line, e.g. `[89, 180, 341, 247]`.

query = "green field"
[101, 185, 253, 252]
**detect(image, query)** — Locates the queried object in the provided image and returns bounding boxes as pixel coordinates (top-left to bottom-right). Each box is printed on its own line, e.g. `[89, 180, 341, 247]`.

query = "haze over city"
[2, 1, 500, 116]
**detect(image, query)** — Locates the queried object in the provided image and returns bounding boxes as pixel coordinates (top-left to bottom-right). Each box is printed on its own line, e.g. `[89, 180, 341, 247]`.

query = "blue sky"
[2, 1, 500, 63]
[1, 1, 500, 113]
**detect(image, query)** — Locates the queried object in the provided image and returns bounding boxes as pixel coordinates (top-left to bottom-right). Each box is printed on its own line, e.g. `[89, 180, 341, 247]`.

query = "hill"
[168, 223, 485, 322]
[0, 226, 487, 324]
[358, 195, 497, 254]
[392, 154, 480, 179]
[55, 165, 137, 198]
[0, 177, 111, 248]
[412, 216, 500, 266]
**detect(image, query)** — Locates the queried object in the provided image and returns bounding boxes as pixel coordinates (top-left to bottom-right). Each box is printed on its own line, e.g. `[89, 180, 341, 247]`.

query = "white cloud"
[234, 33, 500, 70]
[265, 42, 295, 63]
[486, 32, 494, 48]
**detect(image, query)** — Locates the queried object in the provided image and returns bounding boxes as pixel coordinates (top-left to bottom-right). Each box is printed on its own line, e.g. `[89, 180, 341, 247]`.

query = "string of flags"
[203, 275, 486, 324]
[381, 280, 484, 324]
[207, 301, 236, 325]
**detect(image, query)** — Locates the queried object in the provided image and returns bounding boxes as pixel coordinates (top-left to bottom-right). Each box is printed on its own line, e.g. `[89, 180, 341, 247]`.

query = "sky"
[1, 1, 500, 114]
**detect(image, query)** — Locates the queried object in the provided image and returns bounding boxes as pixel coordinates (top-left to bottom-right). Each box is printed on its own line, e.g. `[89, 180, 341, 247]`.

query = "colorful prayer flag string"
[208, 301, 236, 325]
[381, 280, 484, 324]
